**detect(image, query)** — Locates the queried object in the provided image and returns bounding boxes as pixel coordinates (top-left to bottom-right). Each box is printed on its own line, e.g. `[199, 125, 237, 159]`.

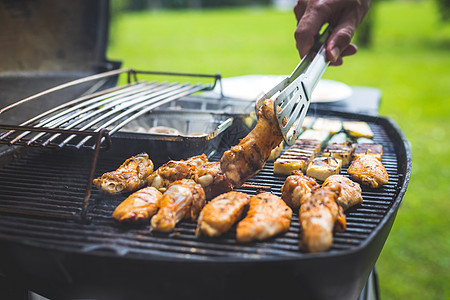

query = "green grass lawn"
[108, 1, 450, 298]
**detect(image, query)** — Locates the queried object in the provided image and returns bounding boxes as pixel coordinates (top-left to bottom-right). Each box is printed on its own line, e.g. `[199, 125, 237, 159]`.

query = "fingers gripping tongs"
[257, 25, 332, 146]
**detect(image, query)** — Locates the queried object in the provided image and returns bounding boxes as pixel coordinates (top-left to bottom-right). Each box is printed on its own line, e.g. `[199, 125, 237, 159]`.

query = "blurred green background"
[107, 0, 450, 299]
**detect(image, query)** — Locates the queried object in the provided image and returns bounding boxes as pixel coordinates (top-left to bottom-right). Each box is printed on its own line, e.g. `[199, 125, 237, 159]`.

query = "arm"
[294, 0, 371, 65]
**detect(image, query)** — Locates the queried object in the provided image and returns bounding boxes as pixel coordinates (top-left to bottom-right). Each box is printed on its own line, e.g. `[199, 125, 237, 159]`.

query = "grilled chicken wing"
[347, 154, 389, 188]
[193, 161, 233, 200]
[221, 99, 283, 187]
[300, 185, 346, 253]
[112, 187, 163, 223]
[147, 154, 208, 192]
[93, 153, 154, 194]
[196, 191, 250, 237]
[236, 192, 292, 243]
[150, 179, 205, 232]
[323, 175, 363, 210]
[281, 170, 319, 210]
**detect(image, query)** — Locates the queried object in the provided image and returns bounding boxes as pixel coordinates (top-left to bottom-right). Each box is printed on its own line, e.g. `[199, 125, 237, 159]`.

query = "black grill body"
[0, 109, 411, 300]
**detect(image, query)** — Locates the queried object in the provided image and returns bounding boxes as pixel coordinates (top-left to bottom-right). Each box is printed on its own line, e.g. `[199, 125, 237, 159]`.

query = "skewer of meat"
[221, 98, 283, 187]
[150, 179, 205, 233]
[236, 192, 292, 243]
[323, 175, 363, 210]
[112, 187, 163, 223]
[299, 185, 346, 253]
[147, 154, 208, 192]
[196, 191, 250, 237]
[93, 153, 154, 194]
[347, 154, 389, 188]
[193, 161, 233, 200]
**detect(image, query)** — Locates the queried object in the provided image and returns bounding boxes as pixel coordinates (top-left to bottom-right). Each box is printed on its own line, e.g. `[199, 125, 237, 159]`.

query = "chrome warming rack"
[0, 68, 222, 221]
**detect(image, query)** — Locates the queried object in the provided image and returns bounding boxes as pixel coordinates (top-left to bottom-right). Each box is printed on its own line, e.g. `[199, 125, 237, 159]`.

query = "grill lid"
[0, 0, 120, 126]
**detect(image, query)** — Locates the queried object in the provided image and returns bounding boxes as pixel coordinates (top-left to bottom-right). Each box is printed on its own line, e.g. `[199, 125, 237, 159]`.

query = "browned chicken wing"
[221, 99, 283, 187]
[323, 175, 363, 210]
[300, 185, 346, 253]
[347, 154, 389, 188]
[93, 153, 154, 194]
[193, 161, 233, 199]
[150, 179, 205, 233]
[281, 170, 319, 210]
[147, 154, 208, 192]
[236, 192, 292, 243]
[112, 187, 163, 223]
[196, 191, 250, 237]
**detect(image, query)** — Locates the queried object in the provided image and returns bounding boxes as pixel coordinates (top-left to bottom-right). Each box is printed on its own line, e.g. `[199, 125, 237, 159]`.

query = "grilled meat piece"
[347, 154, 389, 188]
[112, 187, 163, 223]
[147, 154, 208, 192]
[150, 179, 205, 233]
[236, 192, 292, 243]
[196, 191, 250, 237]
[221, 98, 283, 187]
[306, 156, 342, 181]
[323, 175, 363, 210]
[300, 185, 346, 253]
[281, 170, 319, 210]
[193, 161, 233, 200]
[93, 153, 154, 194]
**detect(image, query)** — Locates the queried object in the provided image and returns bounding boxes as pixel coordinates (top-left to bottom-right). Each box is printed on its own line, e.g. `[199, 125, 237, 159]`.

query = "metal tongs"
[257, 25, 333, 146]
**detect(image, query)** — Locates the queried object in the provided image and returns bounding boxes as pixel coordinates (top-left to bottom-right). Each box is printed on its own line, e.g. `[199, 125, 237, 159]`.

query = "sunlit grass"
[108, 1, 450, 299]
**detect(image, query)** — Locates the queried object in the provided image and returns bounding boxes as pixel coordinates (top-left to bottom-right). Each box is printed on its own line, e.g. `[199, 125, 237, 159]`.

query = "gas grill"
[0, 103, 411, 300]
[0, 1, 411, 300]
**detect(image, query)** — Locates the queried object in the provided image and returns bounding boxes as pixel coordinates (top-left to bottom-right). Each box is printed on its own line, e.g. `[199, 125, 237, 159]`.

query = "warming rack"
[0, 68, 222, 221]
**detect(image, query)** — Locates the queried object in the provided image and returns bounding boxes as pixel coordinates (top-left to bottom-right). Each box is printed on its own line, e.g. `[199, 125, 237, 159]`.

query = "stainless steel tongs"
[257, 25, 332, 146]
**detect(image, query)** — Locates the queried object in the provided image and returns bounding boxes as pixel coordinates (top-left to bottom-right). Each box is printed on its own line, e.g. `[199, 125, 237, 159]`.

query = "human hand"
[294, 0, 371, 66]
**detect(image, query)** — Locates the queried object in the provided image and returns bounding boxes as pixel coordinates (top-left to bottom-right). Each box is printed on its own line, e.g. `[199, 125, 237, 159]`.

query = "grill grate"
[0, 115, 406, 261]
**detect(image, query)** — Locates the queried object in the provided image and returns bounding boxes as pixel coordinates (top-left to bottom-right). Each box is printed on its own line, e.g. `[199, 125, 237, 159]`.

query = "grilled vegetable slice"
[343, 121, 373, 138]
[322, 142, 355, 166]
[352, 143, 383, 161]
[306, 157, 342, 181]
[298, 129, 330, 145]
[273, 149, 315, 175]
[292, 139, 322, 156]
[312, 118, 342, 134]
[273, 139, 321, 175]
